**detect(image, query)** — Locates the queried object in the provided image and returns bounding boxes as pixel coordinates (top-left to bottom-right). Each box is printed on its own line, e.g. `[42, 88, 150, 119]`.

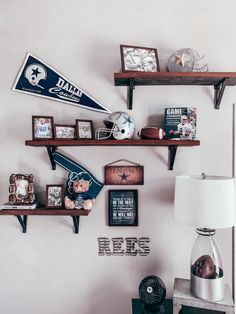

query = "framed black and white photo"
[32, 115, 54, 140]
[54, 124, 76, 140]
[46, 184, 64, 209]
[120, 45, 160, 72]
[108, 190, 138, 226]
[75, 119, 94, 139]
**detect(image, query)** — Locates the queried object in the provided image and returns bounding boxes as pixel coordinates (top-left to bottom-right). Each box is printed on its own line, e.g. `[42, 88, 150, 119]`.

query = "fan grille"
[139, 275, 166, 307]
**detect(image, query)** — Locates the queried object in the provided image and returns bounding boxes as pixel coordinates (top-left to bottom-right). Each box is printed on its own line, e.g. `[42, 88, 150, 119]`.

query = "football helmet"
[96, 111, 135, 140]
[24, 64, 47, 88]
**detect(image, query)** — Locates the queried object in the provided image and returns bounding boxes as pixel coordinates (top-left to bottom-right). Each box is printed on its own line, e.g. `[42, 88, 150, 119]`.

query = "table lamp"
[174, 174, 235, 301]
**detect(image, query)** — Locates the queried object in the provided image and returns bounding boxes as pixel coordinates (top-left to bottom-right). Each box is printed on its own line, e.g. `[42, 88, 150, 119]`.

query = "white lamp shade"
[174, 175, 236, 229]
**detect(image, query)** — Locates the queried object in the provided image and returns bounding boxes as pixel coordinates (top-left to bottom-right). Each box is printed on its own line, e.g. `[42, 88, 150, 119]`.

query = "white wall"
[0, 1, 236, 313]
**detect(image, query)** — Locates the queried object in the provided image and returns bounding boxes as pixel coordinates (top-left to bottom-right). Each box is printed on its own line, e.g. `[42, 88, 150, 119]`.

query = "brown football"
[140, 127, 166, 140]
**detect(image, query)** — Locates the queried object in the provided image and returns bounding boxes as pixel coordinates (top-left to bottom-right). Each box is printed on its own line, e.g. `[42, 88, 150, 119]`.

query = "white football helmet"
[96, 111, 135, 140]
[24, 64, 47, 88]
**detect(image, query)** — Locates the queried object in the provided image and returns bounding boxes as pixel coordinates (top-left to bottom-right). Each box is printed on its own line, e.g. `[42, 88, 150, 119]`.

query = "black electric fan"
[139, 275, 166, 313]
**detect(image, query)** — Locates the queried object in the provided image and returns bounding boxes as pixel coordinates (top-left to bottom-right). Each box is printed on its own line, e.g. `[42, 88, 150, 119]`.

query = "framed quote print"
[108, 190, 138, 226]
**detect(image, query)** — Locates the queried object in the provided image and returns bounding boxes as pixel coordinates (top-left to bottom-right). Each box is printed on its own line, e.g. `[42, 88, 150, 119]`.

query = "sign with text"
[105, 165, 144, 185]
[108, 190, 138, 226]
[13, 53, 111, 113]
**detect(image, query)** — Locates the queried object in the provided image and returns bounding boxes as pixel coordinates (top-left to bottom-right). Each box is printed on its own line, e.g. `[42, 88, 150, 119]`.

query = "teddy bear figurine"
[64, 179, 95, 210]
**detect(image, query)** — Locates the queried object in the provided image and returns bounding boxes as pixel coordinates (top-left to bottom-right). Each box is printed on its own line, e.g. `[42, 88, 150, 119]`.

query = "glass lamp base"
[191, 273, 224, 301]
[190, 228, 224, 302]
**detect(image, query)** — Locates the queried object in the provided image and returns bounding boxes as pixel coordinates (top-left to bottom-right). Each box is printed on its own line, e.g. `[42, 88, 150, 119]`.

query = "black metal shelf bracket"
[72, 216, 80, 234]
[168, 145, 178, 170]
[127, 79, 135, 110]
[214, 78, 228, 109]
[12, 215, 81, 234]
[15, 215, 28, 233]
[46, 146, 57, 170]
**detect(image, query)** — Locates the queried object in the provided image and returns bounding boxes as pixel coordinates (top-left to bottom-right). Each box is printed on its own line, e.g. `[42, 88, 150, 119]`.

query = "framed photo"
[46, 184, 64, 209]
[54, 124, 76, 140]
[9, 174, 35, 205]
[75, 119, 94, 139]
[120, 44, 160, 72]
[32, 115, 54, 140]
[108, 190, 138, 226]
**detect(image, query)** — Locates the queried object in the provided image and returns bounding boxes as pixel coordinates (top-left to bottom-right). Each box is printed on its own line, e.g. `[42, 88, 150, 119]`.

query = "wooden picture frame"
[108, 190, 138, 226]
[75, 119, 94, 139]
[9, 174, 35, 205]
[120, 44, 160, 72]
[32, 115, 54, 140]
[46, 184, 64, 209]
[54, 124, 76, 140]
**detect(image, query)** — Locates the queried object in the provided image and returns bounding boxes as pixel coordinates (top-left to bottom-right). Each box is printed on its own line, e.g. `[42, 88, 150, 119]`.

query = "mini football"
[140, 127, 166, 140]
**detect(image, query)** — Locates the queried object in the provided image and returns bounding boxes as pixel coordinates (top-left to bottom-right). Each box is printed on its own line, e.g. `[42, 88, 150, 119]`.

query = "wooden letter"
[111, 238, 125, 256]
[138, 237, 150, 256]
[97, 237, 112, 256]
[125, 237, 138, 256]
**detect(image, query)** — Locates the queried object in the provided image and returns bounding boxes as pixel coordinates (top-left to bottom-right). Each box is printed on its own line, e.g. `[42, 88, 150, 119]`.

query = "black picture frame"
[108, 190, 138, 226]
[46, 184, 64, 209]
[75, 119, 94, 139]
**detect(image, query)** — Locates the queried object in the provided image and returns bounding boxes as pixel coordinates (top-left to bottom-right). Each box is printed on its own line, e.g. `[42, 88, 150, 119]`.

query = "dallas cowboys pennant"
[13, 53, 111, 114]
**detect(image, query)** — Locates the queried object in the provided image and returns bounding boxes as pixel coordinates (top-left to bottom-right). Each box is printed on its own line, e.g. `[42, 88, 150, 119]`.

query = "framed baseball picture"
[108, 190, 138, 226]
[46, 184, 64, 209]
[120, 44, 160, 72]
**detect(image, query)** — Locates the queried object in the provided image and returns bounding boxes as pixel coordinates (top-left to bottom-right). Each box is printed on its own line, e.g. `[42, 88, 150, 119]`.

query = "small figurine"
[64, 179, 95, 210]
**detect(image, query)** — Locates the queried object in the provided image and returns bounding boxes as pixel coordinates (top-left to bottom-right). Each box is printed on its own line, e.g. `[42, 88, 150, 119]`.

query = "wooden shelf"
[114, 72, 236, 109]
[25, 139, 199, 147]
[0, 208, 89, 216]
[25, 139, 200, 170]
[0, 207, 90, 234]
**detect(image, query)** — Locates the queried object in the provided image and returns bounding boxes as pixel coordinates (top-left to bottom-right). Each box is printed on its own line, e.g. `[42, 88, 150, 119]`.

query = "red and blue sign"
[13, 53, 111, 114]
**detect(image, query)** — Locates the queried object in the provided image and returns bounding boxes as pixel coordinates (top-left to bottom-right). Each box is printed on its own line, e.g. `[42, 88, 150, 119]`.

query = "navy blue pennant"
[13, 53, 111, 114]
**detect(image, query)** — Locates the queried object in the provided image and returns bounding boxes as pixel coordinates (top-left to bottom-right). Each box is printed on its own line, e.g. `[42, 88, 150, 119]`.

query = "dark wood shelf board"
[0, 208, 90, 216]
[0, 207, 89, 234]
[25, 139, 200, 171]
[114, 72, 236, 86]
[25, 139, 200, 147]
[114, 72, 236, 109]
